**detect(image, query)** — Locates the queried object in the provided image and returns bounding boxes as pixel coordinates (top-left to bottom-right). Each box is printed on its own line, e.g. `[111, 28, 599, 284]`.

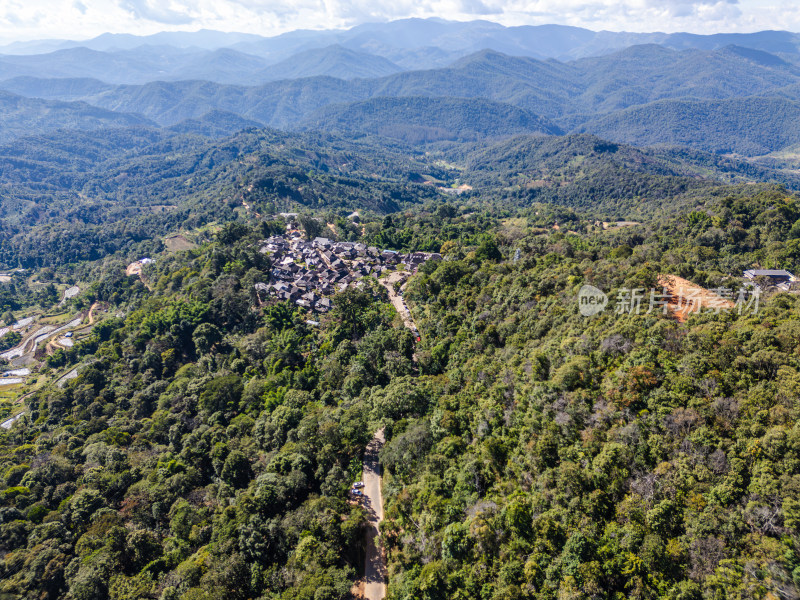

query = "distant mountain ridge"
[0, 46, 272, 85]
[2, 19, 800, 85]
[0, 90, 155, 143]
[257, 45, 403, 81]
[6, 42, 797, 115]
[2, 32, 800, 156]
[4, 20, 800, 64]
[0, 29, 265, 54]
[3, 44, 797, 128]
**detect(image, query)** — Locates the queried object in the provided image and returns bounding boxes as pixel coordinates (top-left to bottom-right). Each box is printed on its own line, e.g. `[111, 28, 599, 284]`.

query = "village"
[254, 232, 442, 313]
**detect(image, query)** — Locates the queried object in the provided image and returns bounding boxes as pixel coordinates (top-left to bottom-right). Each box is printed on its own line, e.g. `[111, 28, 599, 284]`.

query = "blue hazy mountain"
[0, 89, 155, 143]
[257, 45, 403, 81]
[0, 29, 265, 55]
[0, 46, 273, 85]
[4, 19, 800, 66]
[1, 20, 800, 85]
[2, 23, 800, 155]
[297, 96, 563, 143]
[0, 43, 403, 85]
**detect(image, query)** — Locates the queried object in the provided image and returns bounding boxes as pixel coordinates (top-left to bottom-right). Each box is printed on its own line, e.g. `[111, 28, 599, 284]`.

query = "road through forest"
[378, 272, 418, 334]
[362, 429, 386, 600]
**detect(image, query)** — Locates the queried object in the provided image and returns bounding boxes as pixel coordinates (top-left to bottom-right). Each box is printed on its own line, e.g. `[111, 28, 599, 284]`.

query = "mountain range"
[1, 20, 800, 157]
[0, 90, 155, 143]
[3, 19, 800, 84]
[3, 42, 800, 155]
[0, 44, 407, 85]
[5, 19, 800, 63]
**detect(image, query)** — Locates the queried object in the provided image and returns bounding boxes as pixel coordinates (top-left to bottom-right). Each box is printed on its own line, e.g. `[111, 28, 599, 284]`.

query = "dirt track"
[88, 302, 100, 325]
[377, 272, 417, 334]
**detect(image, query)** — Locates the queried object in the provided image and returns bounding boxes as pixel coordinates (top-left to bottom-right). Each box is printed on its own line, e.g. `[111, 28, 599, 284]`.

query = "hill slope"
[299, 96, 562, 143]
[447, 134, 800, 216]
[259, 45, 404, 81]
[167, 110, 265, 137]
[575, 96, 800, 155]
[0, 90, 155, 143]
[0, 46, 272, 85]
[0, 126, 453, 267]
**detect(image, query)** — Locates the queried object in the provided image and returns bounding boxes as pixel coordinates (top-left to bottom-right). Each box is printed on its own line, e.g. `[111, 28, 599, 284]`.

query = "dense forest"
[0, 127, 448, 268]
[386, 188, 800, 599]
[2, 125, 800, 271]
[574, 96, 800, 155]
[298, 97, 562, 144]
[1, 170, 800, 599]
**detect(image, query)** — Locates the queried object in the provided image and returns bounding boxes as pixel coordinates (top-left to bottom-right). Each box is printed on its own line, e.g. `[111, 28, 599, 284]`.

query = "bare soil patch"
[658, 274, 734, 323]
[164, 235, 198, 252]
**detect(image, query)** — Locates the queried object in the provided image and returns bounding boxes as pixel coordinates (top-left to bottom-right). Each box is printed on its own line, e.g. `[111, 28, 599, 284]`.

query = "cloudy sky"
[0, 0, 797, 42]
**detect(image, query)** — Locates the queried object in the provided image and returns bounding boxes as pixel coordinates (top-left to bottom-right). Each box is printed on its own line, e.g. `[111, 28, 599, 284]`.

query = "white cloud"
[640, 0, 742, 22]
[0, 0, 794, 43]
[487, 0, 747, 31]
[117, 0, 197, 25]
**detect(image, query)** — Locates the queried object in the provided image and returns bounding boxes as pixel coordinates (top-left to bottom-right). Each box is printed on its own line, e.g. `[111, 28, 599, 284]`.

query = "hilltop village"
[255, 233, 442, 312]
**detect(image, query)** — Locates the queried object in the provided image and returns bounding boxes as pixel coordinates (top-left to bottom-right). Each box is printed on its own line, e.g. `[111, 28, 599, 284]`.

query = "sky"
[0, 0, 797, 43]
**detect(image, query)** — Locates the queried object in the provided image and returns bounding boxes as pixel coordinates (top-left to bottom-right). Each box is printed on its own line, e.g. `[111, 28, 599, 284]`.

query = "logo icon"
[578, 284, 608, 316]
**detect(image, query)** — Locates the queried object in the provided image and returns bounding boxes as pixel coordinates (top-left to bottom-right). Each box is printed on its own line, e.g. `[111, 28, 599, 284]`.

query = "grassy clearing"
[39, 312, 72, 324]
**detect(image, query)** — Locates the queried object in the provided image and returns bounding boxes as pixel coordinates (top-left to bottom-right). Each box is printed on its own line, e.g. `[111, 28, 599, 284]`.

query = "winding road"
[362, 429, 387, 600]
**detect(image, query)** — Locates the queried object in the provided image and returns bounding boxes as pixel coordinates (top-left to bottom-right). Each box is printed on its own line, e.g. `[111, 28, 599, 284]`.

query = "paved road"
[363, 429, 387, 600]
[55, 368, 79, 389]
[1, 412, 23, 429]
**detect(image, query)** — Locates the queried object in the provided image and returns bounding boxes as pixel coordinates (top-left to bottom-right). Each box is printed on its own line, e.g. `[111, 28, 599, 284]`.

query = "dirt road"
[88, 302, 100, 325]
[378, 272, 417, 334]
[362, 429, 387, 600]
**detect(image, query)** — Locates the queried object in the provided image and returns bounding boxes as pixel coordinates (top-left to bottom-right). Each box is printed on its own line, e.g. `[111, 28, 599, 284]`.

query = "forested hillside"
[445, 134, 800, 216]
[0, 91, 155, 143]
[576, 97, 800, 155]
[3, 180, 800, 599]
[0, 127, 447, 268]
[1, 125, 799, 270]
[383, 185, 800, 600]
[299, 97, 562, 143]
[258, 46, 403, 81]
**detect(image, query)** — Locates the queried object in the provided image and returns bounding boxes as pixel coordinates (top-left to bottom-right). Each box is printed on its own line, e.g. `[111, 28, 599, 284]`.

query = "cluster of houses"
[256, 235, 441, 312]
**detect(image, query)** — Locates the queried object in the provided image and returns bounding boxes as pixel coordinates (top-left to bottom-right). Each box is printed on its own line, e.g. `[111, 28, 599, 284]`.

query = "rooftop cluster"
[256, 235, 441, 312]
